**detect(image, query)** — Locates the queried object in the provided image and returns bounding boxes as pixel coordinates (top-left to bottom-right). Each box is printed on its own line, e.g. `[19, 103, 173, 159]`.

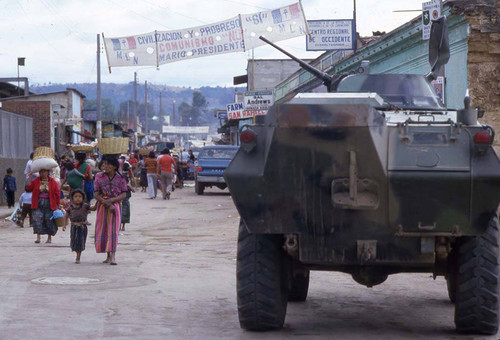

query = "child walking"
[3, 168, 17, 208]
[63, 189, 96, 264]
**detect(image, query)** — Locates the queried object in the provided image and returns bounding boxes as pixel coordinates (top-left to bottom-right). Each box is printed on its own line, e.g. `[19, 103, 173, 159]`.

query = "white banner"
[157, 16, 244, 65]
[103, 32, 158, 67]
[162, 126, 210, 134]
[241, 2, 308, 50]
[103, 2, 308, 68]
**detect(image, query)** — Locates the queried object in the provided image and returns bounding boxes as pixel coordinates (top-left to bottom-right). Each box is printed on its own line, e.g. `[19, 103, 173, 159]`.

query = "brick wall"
[2, 101, 51, 148]
[452, 0, 500, 151]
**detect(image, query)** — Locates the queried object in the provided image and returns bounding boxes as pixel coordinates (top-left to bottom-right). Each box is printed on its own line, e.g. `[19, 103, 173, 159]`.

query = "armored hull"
[226, 93, 500, 270]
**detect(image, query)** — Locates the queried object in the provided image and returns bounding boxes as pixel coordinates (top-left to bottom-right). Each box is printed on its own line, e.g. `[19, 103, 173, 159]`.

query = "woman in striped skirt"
[93, 156, 127, 265]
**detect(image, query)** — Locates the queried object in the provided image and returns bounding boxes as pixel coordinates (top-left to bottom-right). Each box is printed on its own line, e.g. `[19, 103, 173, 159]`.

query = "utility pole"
[127, 101, 130, 130]
[133, 72, 137, 131]
[159, 92, 162, 117]
[96, 34, 102, 139]
[145, 80, 148, 134]
[353, 0, 357, 53]
[172, 100, 176, 126]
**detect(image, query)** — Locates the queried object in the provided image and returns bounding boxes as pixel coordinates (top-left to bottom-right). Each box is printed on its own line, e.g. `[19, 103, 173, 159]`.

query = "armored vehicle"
[225, 17, 500, 334]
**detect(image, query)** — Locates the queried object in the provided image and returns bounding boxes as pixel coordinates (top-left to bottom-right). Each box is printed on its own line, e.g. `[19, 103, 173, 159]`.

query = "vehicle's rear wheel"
[455, 215, 500, 335]
[195, 180, 204, 195]
[236, 220, 288, 331]
[288, 269, 310, 302]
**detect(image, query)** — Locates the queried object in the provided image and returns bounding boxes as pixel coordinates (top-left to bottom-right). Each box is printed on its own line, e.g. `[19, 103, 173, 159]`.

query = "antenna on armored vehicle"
[259, 36, 340, 92]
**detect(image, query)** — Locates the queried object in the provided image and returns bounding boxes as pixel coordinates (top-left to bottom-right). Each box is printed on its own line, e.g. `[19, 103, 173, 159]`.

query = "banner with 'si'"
[240, 2, 308, 50]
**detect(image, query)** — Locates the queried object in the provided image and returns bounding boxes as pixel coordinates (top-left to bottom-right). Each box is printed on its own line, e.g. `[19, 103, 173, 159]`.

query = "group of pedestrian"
[4, 146, 182, 265]
[144, 148, 177, 200]
[5, 150, 133, 266]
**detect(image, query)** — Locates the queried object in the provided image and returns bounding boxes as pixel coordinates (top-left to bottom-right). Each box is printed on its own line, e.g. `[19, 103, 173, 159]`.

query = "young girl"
[63, 189, 96, 264]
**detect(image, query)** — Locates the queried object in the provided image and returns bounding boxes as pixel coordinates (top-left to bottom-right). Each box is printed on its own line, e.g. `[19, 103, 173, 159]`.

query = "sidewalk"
[0, 205, 15, 220]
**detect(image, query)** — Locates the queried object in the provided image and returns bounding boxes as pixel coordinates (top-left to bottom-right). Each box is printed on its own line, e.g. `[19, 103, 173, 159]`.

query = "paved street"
[0, 182, 496, 339]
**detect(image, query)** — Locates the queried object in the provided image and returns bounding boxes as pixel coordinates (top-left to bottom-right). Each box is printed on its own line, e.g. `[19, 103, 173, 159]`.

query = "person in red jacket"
[26, 168, 61, 244]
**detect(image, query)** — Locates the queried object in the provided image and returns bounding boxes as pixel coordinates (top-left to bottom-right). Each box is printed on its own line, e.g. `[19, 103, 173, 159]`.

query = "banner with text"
[306, 20, 354, 51]
[156, 16, 244, 65]
[104, 32, 157, 67]
[162, 126, 210, 134]
[103, 2, 308, 68]
[240, 2, 307, 50]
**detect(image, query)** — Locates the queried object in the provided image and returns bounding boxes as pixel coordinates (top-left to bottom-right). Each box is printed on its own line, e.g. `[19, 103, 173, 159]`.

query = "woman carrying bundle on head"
[93, 156, 127, 265]
[26, 168, 60, 244]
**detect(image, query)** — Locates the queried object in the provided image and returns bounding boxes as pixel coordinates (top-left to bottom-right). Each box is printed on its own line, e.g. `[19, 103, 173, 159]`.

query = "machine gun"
[259, 36, 341, 92]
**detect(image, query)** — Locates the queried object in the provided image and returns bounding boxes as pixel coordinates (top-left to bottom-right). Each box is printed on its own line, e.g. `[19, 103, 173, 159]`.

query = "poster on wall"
[431, 76, 445, 104]
[306, 20, 354, 51]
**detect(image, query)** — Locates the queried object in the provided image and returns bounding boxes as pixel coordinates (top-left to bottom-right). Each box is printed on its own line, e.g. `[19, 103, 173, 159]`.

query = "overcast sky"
[0, 0, 425, 87]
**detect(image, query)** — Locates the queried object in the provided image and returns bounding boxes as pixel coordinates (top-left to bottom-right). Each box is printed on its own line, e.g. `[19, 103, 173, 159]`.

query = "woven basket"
[54, 217, 65, 227]
[138, 148, 150, 156]
[33, 146, 55, 160]
[98, 137, 128, 155]
[72, 144, 95, 152]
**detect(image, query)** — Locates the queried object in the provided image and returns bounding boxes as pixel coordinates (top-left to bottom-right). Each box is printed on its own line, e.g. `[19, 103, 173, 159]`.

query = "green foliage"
[178, 91, 210, 126]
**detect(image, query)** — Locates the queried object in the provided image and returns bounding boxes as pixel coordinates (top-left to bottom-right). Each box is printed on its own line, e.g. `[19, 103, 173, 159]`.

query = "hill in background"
[32, 83, 243, 117]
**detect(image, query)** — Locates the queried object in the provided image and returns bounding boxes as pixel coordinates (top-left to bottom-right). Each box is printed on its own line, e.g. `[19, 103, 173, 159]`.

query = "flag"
[111, 37, 137, 51]
[240, 2, 308, 50]
[103, 32, 157, 68]
[18, 57, 25, 66]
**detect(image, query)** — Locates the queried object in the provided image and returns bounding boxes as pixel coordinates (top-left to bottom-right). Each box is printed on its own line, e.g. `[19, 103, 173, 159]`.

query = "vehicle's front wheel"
[195, 180, 204, 195]
[454, 215, 500, 335]
[288, 268, 310, 302]
[236, 220, 288, 330]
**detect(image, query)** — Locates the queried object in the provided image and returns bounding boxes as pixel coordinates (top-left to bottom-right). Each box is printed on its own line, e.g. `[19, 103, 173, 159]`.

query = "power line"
[105, 0, 173, 30]
[137, 0, 209, 25]
[38, 0, 94, 43]
[217, 0, 270, 11]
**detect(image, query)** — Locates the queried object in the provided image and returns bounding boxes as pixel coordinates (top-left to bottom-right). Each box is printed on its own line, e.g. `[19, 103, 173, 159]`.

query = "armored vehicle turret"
[225, 17, 500, 334]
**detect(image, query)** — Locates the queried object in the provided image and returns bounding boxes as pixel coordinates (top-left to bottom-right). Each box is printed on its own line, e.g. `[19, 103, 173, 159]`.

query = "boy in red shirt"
[157, 149, 176, 200]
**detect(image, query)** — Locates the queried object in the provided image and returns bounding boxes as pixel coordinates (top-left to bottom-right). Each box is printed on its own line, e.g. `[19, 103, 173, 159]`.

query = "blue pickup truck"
[195, 145, 239, 195]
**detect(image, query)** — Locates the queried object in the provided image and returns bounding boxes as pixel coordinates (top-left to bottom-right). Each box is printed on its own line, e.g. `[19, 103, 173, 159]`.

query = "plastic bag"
[8, 205, 22, 225]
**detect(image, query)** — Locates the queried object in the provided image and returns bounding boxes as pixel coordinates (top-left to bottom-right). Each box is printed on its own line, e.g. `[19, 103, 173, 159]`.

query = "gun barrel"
[258, 36, 333, 86]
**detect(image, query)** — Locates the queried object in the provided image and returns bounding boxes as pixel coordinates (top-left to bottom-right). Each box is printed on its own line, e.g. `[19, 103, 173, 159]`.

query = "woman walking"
[26, 168, 60, 243]
[144, 151, 158, 199]
[75, 152, 93, 203]
[139, 154, 148, 192]
[94, 156, 127, 265]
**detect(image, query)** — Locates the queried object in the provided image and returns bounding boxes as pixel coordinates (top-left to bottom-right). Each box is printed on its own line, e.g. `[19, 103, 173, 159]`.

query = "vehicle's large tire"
[195, 180, 204, 195]
[236, 221, 289, 331]
[446, 246, 458, 304]
[455, 215, 500, 335]
[288, 269, 310, 302]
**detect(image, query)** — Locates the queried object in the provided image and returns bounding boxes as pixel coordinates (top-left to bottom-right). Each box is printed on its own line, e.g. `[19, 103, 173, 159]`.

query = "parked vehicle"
[225, 18, 500, 335]
[195, 145, 239, 195]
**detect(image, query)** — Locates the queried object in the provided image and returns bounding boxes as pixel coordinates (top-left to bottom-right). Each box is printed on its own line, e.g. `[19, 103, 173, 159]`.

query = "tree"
[178, 91, 208, 126]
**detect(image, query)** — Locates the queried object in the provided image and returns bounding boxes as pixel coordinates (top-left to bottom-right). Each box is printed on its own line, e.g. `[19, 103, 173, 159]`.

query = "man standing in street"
[158, 149, 176, 200]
